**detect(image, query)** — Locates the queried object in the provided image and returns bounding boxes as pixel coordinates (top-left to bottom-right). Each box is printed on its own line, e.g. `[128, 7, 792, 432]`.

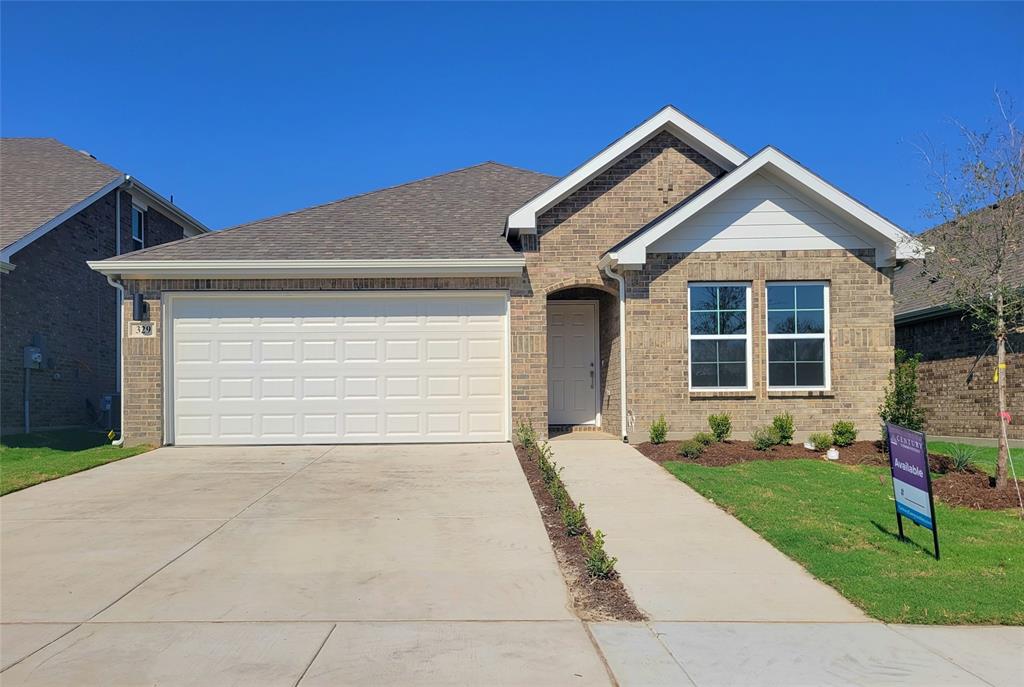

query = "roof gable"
[506, 105, 747, 236]
[1, 138, 123, 252]
[604, 147, 922, 269]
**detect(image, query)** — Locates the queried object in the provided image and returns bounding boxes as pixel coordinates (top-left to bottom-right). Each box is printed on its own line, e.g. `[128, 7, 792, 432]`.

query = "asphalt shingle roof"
[893, 199, 1024, 317]
[1, 138, 123, 250]
[110, 162, 556, 262]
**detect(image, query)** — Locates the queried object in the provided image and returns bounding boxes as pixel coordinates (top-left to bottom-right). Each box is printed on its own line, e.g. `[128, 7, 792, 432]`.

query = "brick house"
[893, 205, 1024, 441]
[1, 138, 207, 435]
[88, 106, 919, 447]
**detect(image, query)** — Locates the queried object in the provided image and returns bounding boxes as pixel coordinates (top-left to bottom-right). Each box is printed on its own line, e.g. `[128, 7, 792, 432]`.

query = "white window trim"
[131, 204, 146, 249]
[687, 281, 752, 392]
[765, 281, 831, 391]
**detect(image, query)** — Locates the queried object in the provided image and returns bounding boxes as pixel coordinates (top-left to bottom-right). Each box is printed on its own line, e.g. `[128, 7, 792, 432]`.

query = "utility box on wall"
[23, 346, 42, 369]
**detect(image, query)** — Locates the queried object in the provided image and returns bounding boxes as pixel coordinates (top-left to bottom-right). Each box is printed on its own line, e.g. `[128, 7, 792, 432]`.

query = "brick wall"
[0, 190, 186, 434]
[896, 313, 1024, 440]
[510, 131, 723, 437]
[626, 249, 893, 442]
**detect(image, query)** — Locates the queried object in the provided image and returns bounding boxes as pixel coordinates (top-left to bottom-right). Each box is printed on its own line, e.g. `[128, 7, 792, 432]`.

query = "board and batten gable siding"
[647, 172, 877, 255]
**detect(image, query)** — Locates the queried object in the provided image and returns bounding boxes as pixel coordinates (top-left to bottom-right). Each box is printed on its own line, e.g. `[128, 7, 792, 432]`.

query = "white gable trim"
[0, 176, 209, 263]
[605, 147, 923, 269]
[506, 105, 747, 236]
[0, 177, 124, 263]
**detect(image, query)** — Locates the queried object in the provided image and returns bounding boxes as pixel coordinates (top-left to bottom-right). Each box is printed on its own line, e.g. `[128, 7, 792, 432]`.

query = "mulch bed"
[636, 439, 1024, 512]
[513, 444, 645, 622]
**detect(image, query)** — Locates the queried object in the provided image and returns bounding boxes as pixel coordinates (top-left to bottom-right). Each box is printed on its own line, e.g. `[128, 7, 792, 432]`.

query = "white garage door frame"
[161, 290, 512, 445]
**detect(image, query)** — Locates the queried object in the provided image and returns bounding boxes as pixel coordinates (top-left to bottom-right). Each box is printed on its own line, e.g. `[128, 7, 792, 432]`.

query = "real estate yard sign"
[886, 423, 940, 560]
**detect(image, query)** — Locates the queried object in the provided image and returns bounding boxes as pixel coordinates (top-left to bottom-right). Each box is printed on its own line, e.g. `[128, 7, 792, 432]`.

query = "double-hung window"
[766, 282, 829, 389]
[131, 205, 145, 250]
[688, 282, 751, 390]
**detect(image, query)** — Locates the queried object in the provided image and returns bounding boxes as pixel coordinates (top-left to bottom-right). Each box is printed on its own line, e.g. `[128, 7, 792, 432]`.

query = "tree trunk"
[996, 324, 1010, 490]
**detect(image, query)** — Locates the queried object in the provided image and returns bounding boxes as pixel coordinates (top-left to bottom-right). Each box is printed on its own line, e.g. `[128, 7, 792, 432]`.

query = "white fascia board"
[0, 177, 124, 262]
[124, 177, 209, 235]
[87, 257, 526, 279]
[613, 147, 923, 268]
[506, 106, 748, 234]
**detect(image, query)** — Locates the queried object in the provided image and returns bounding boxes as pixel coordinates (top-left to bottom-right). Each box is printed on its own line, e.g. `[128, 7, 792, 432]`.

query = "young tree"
[912, 92, 1024, 490]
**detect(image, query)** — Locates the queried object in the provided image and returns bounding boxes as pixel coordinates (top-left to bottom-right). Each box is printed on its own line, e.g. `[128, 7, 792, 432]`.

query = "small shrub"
[808, 432, 833, 451]
[879, 349, 926, 441]
[831, 420, 857, 447]
[514, 420, 537, 448]
[708, 414, 732, 442]
[947, 444, 977, 473]
[677, 439, 704, 459]
[536, 443, 561, 485]
[582, 529, 618, 579]
[771, 412, 795, 445]
[649, 415, 669, 444]
[549, 479, 570, 509]
[562, 502, 587, 536]
[752, 424, 782, 451]
[693, 431, 716, 447]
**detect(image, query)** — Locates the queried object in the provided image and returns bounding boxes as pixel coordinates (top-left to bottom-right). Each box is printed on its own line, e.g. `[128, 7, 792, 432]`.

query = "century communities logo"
[895, 458, 924, 479]
[892, 433, 923, 452]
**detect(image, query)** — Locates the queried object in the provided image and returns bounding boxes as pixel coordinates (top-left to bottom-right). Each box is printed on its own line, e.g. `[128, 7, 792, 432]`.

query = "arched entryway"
[545, 284, 621, 436]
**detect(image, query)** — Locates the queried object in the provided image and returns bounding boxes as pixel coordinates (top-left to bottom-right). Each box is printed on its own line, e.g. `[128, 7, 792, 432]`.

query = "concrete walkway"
[551, 438, 866, 622]
[1, 444, 610, 686]
[551, 439, 1024, 686]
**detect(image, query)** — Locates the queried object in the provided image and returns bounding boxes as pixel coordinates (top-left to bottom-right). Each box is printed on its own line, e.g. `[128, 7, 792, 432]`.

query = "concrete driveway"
[1, 444, 610, 686]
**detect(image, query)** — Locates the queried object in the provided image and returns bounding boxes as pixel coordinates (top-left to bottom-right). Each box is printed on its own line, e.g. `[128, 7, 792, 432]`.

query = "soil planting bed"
[637, 440, 1024, 511]
[513, 444, 645, 621]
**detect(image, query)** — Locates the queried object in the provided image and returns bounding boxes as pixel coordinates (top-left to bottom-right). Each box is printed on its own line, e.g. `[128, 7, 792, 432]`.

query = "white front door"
[168, 292, 509, 445]
[547, 301, 598, 425]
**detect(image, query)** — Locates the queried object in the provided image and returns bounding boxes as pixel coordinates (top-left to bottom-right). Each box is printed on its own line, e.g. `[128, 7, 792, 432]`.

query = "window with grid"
[688, 283, 750, 389]
[766, 282, 829, 389]
[131, 205, 145, 250]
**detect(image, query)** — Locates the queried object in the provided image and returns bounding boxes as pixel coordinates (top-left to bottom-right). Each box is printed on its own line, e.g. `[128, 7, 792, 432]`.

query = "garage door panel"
[171, 294, 507, 445]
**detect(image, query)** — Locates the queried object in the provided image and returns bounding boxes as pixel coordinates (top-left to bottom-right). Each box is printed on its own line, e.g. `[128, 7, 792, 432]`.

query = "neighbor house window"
[766, 282, 830, 389]
[688, 282, 751, 390]
[131, 205, 145, 250]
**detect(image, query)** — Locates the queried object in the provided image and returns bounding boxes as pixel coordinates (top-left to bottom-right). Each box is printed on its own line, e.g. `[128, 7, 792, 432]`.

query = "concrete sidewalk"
[551, 438, 866, 622]
[551, 439, 1023, 686]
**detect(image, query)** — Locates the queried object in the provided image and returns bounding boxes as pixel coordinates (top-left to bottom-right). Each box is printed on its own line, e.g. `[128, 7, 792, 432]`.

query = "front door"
[547, 301, 598, 425]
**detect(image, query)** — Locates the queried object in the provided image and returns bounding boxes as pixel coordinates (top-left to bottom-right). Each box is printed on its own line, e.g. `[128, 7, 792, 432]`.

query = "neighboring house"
[88, 106, 918, 447]
[893, 205, 1024, 440]
[1, 138, 208, 435]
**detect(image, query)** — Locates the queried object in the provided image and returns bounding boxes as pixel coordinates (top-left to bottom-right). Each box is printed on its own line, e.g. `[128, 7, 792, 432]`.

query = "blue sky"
[2, 2, 1021, 233]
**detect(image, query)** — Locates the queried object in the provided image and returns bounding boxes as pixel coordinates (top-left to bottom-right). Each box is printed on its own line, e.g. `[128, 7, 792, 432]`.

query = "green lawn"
[663, 458, 1023, 624]
[0, 430, 150, 495]
[929, 440, 1024, 478]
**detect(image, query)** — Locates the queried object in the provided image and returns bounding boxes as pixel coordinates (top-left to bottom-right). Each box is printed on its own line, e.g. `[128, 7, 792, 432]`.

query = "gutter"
[0, 260, 14, 274]
[603, 262, 629, 443]
[123, 176, 209, 236]
[894, 303, 955, 326]
[87, 257, 527, 280]
[104, 274, 126, 447]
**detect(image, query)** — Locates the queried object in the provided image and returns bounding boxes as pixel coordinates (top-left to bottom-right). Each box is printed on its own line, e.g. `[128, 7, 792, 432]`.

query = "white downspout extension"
[105, 274, 126, 447]
[603, 264, 628, 443]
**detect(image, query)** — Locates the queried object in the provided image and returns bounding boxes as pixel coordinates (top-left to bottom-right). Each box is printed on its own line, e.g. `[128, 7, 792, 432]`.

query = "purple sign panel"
[886, 423, 934, 531]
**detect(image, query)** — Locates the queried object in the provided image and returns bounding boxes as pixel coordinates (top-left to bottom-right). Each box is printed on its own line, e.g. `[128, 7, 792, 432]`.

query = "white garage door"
[169, 292, 508, 445]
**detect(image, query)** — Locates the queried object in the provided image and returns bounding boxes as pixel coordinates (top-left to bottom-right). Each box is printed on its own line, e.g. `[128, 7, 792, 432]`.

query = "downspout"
[603, 264, 628, 443]
[105, 273, 126, 447]
[114, 188, 122, 391]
